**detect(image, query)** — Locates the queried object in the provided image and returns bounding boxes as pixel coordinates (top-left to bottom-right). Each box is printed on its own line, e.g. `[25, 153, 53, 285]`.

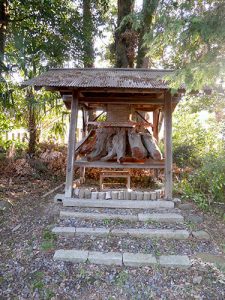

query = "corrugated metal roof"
[22, 68, 176, 90]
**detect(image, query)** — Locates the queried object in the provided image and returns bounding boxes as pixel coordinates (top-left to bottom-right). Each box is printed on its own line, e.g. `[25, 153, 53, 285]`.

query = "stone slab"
[195, 253, 225, 268]
[54, 194, 65, 203]
[192, 231, 210, 240]
[91, 192, 98, 200]
[63, 199, 175, 209]
[79, 189, 85, 199]
[155, 190, 161, 199]
[105, 191, 111, 199]
[76, 227, 109, 236]
[124, 191, 131, 200]
[138, 213, 184, 223]
[118, 191, 124, 200]
[111, 228, 189, 240]
[143, 192, 150, 200]
[178, 203, 193, 210]
[186, 214, 203, 224]
[111, 191, 118, 200]
[150, 192, 157, 200]
[53, 250, 191, 268]
[159, 255, 191, 269]
[98, 192, 106, 200]
[52, 227, 75, 236]
[123, 252, 157, 267]
[136, 192, 143, 200]
[53, 249, 88, 263]
[130, 191, 137, 200]
[88, 251, 122, 266]
[84, 189, 91, 199]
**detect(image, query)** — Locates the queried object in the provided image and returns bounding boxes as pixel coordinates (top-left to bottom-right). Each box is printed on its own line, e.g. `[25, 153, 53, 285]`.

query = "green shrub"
[179, 153, 225, 209]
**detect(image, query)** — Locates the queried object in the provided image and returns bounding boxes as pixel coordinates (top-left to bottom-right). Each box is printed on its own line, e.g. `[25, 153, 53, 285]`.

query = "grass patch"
[115, 270, 129, 287]
[32, 271, 44, 291]
[41, 228, 57, 251]
[185, 220, 197, 230]
[103, 218, 111, 226]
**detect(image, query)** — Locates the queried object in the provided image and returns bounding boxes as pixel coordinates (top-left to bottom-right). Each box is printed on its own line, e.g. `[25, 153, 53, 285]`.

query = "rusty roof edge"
[47, 67, 175, 72]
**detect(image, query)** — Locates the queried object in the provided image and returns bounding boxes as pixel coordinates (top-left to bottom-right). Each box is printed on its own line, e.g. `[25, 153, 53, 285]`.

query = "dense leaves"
[146, 0, 225, 90]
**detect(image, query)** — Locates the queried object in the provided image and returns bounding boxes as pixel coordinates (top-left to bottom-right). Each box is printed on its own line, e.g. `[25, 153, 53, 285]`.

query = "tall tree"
[115, 0, 135, 68]
[82, 0, 95, 67]
[0, 0, 9, 76]
[136, 0, 159, 68]
[146, 0, 225, 90]
[2, 0, 83, 154]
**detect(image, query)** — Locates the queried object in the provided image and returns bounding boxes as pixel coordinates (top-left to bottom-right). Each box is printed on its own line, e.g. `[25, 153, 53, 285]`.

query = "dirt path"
[0, 177, 225, 299]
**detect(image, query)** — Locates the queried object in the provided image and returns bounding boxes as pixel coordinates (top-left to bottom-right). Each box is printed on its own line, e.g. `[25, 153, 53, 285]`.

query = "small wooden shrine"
[23, 68, 184, 200]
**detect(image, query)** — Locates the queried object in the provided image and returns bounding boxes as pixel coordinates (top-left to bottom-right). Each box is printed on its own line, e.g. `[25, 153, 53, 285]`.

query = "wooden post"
[65, 91, 78, 198]
[80, 107, 88, 182]
[153, 109, 159, 141]
[164, 92, 173, 200]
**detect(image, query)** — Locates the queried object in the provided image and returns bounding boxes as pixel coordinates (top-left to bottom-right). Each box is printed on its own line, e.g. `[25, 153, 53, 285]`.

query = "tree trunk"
[115, 0, 135, 68]
[0, 0, 9, 76]
[82, 0, 94, 67]
[87, 127, 116, 161]
[136, 0, 159, 68]
[26, 89, 38, 156]
[141, 132, 163, 160]
[128, 128, 147, 159]
[101, 128, 126, 163]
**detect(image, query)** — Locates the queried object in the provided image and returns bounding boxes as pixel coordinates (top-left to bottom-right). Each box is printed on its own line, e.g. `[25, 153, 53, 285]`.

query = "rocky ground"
[0, 176, 225, 300]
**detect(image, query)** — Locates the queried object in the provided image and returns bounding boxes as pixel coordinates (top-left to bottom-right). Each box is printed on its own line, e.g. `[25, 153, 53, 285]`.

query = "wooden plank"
[164, 92, 173, 200]
[78, 98, 168, 104]
[74, 159, 165, 169]
[87, 121, 150, 128]
[65, 91, 79, 198]
[107, 104, 130, 122]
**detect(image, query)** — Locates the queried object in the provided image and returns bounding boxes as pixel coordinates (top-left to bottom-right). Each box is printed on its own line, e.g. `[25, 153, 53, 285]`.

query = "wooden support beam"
[164, 92, 173, 200]
[65, 91, 79, 198]
[82, 107, 88, 138]
[135, 111, 153, 127]
[78, 98, 169, 105]
[153, 109, 160, 141]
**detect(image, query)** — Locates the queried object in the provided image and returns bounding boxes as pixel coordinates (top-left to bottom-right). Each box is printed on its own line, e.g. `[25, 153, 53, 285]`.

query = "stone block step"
[63, 199, 174, 209]
[53, 249, 191, 269]
[60, 211, 183, 223]
[52, 227, 189, 240]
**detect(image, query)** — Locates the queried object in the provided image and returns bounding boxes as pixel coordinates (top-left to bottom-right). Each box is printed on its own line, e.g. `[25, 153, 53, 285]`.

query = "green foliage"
[173, 97, 223, 168]
[173, 94, 225, 209]
[0, 111, 12, 133]
[146, 0, 225, 90]
[32, 271, 45, 291]
[180, 153, 225, 207]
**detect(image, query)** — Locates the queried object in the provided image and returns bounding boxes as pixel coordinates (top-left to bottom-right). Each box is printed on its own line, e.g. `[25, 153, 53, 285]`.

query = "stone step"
[60, 211, 184, 223]
[53, 249, 191, 268]
[52, 226, 189, 240]
[63, 199, 174, 209]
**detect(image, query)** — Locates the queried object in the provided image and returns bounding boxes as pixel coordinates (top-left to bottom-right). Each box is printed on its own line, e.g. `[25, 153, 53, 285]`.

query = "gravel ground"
[56, 235, 222, 256]
[0, 177, 225, 299]
[58, 218, 187, 230]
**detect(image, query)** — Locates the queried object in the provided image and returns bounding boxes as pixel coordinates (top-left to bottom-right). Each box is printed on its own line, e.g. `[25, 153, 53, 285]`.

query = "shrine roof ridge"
[22, 68, 182, 90]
